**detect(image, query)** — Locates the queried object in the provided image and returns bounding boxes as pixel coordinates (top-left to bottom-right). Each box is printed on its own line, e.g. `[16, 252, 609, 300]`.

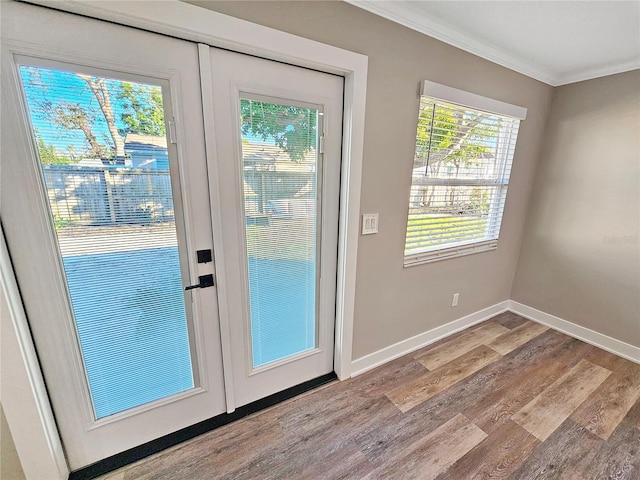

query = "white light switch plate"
[362, 213, 379, 235]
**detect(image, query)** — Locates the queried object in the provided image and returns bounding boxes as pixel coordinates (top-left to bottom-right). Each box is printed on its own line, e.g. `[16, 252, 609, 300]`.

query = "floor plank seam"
[96, 314, 640, 480]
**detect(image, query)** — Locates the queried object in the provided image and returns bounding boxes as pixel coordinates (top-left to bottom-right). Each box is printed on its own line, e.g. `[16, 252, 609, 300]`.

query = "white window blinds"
[18, 63, 195, 419]
[239, 97, 319, 367]
[404, 81, 526, 266]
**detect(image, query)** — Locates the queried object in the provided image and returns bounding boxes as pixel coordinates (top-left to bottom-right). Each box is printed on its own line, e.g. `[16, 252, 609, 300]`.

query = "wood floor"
[100, 313, 640, 480]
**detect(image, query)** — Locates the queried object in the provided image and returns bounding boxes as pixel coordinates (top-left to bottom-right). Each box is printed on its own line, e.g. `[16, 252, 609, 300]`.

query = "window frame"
[404, 81, 527, 267]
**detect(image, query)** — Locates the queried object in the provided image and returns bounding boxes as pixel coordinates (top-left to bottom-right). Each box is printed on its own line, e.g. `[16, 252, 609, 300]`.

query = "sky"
[19, 65, 143, 158]
[19, 64, 277, 161]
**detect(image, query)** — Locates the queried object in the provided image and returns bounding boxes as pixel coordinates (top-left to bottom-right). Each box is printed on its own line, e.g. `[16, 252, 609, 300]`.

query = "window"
[404, 81, 527, 266]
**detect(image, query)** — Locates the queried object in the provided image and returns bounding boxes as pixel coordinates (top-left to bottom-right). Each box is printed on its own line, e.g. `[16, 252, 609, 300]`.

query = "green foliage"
[470, 187, 490, 213]
[37, 136, 70, 164]
[118, 82, 166, 136]
[24, 67, 166, 160]
[53, 215, 72, 229]
[240, 100, 316, 162]
[406, 214, 487, 253]
[415, 101, 499, 169]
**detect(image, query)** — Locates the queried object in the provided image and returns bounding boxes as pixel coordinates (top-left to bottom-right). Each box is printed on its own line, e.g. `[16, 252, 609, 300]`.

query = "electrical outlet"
[362, 213, 379, 235]
[452, 293, 459, 307]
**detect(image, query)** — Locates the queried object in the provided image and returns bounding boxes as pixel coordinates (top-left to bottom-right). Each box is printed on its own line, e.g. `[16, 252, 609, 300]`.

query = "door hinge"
[168, 119, 177, 144]
[319, 135, 325, 154]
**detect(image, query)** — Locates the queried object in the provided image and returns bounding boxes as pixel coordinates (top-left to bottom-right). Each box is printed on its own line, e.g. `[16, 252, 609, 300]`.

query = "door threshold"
[69, 372, 337, 480]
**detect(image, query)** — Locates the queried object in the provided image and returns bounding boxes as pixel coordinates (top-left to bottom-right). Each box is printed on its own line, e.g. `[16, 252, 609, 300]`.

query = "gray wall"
[1, 405, 26, 480]
[512, 70, 640, 347]
[188, 1, 554, 358]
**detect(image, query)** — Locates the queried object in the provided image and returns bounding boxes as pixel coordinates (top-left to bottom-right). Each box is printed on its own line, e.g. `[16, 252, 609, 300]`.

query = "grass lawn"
[406, 214, 488, 253]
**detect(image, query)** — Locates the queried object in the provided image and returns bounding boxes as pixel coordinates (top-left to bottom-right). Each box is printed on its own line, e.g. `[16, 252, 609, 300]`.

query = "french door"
[1, 1, 342, 470]
[1, 2, 227, 469]
[204, 48, 343, 408]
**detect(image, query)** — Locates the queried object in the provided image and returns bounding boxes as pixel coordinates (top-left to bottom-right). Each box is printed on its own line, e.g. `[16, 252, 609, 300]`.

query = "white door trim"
[197, 43, 237, 413]
[23, 0, 367, 380]
[1, 227, 70, 480]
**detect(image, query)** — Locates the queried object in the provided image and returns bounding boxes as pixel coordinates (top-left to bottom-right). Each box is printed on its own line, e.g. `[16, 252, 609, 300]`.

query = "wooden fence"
[42, 165, 174, 226]
[42, 166, 316, 226]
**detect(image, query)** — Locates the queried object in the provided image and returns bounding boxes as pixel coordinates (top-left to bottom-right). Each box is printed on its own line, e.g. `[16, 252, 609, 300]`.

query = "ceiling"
[346, 1, 640, 86]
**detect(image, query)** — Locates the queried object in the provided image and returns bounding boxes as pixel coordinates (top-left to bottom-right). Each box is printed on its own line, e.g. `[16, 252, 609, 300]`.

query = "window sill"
[404, 240, 498, 267]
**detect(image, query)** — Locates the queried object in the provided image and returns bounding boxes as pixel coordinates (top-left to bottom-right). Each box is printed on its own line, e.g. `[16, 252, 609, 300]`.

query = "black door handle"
[185, 274, 215, 290]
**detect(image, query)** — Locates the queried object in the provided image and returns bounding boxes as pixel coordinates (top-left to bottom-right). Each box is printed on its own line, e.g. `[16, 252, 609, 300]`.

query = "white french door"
[204, 48, 343, 408]
[1, 2, 344, 471]
[1, 2, 226, 469]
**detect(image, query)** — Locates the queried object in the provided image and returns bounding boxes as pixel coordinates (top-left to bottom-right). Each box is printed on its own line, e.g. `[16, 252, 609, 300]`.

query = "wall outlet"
[452, 293, 459, 307]
[362, 213, 379, 235]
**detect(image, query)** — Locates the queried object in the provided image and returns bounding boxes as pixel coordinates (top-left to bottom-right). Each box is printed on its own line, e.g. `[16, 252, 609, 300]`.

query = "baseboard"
[350, 301, 510, 376]
[509, 301, 640, 365]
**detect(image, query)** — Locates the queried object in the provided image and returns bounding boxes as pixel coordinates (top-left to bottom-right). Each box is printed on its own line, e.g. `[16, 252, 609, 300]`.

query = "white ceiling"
[346, 1, 640, 86]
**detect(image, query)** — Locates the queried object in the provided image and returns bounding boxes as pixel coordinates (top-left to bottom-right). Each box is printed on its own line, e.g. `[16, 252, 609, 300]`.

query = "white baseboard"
[350, 299, 640, 378]
[350, 301, 510, 377]
[508, 300, 640, 365]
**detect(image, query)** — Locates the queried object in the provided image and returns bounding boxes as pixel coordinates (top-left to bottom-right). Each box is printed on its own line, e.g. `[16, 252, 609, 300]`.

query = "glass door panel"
[240, 98, 320, 368]
[19, 64, 194, 419]
[208, 46, 341, 408]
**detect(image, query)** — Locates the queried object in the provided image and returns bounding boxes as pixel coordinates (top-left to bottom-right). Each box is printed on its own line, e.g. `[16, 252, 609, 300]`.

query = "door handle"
[185, 274, 215, 290]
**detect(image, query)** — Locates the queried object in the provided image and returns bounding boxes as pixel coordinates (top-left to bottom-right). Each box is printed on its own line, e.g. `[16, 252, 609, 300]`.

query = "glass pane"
[19, 65, 194, 419]
[240, 98, 319, 367]
[406, 95, 520, 256]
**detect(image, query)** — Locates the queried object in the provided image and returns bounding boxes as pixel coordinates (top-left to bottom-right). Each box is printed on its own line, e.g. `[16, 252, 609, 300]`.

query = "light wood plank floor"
[100, 313, 640, 479]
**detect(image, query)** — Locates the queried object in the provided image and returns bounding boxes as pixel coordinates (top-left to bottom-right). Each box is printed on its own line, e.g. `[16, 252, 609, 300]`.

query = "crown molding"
[346, 0, 556, 85]
[346, 0, 639, 87]
[554, 58, 640, 86]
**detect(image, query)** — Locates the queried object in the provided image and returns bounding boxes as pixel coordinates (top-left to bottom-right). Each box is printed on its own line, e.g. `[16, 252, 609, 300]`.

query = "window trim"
[404, 81, 527, 267]
[421, 81, 527, 120]
[405, 239, 498, 266]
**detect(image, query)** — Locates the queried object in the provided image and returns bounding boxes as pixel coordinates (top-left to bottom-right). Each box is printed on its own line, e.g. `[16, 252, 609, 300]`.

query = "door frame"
[4, 0, 367, 476]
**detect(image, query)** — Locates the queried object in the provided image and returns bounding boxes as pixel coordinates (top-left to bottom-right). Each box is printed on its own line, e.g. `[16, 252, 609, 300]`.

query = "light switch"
[362, 213, 379, 235]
